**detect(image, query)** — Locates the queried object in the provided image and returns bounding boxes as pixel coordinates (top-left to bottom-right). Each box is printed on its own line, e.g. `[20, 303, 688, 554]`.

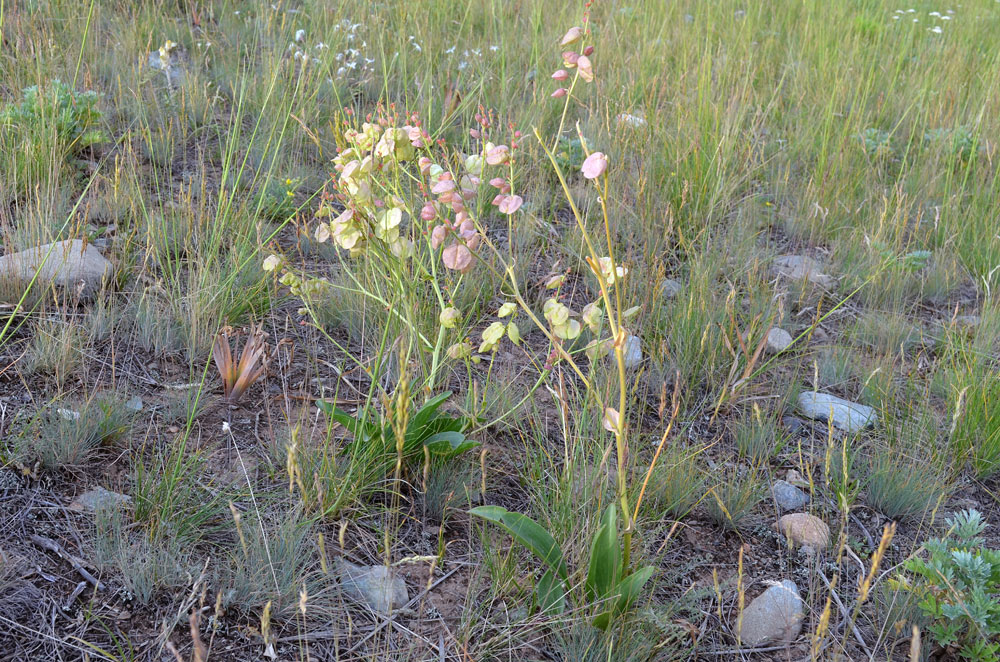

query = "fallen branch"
[31, 534, 104, 590]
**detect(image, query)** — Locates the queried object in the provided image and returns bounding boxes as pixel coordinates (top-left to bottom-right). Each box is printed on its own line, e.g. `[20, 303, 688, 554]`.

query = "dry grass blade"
[212, 324, 270, 402]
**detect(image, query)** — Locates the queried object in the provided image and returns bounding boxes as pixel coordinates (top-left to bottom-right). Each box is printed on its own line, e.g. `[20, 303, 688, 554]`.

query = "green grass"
[1, 0, 1000, 659]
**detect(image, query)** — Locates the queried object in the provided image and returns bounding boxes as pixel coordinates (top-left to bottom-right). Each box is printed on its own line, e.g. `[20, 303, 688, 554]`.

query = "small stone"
[781, 416, 805, 434]
[147, 50, 186, 85]
[336, 560, 408, 615]
[771, 480, 809, 512]
[797, 391, 876, 433]
[124, 396, 144, 412]
[69, 486, 131, 513]
[766, 328, 793, 354]
[617, 112, 647, 128]
[659, 278, 683, 299]
[623, 335, 643, 368]
[0, 239, 112, 299]
[773, 513, 830, 548]
[772, 255, 836, 289]
[737, 580, 804, 646]
[785, 469, 807, 486]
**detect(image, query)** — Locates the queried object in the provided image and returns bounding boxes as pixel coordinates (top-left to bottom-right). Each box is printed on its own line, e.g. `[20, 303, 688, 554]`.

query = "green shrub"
[0, 79, 105, 150]
[900, 510, 1000, 662]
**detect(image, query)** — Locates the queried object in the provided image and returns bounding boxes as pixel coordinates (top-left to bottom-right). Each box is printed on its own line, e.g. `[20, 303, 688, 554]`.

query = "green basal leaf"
[470, 505, 567, 580]
[586, 505, 620, 602]
[535, 568, 567, 615]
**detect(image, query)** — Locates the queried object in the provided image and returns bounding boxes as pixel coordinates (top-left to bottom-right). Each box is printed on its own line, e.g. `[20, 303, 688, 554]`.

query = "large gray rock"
[623, 335, 643, 368]
[772, 255, 835, 289]
[69, 486, 131, 513]
[738, 579, 804, 646]
[336, 560, 408, 615]
[797, 391, 876, 433]
[771, 480, 809, 512]
[0, 239, 112, 298]
[766, 328, 793, 354]
[659, 278, 683, 300]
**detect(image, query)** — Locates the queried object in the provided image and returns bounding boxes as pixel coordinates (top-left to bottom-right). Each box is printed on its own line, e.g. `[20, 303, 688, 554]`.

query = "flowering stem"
[532, 126, 635, 570]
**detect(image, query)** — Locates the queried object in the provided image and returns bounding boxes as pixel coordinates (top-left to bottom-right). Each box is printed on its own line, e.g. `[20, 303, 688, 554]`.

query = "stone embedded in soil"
[785, 469, 807, 486]
[623, 335, 643, 368]
[796, 391, 876, 433]
[0, 239, 112, 299]
[771, 255, 836, 289]
[147, 51, 185, 85]
[659, 278, 683, 299]
[125, 396, 144, 412]
[69, 486, 131, 513]
[336, 560, 409, 615]
[771, 480, 809, 512]
[737, 579, 804, 647]
[765, 327, 794, 354]
[782, 416, 805, 434]
[773, 513, 830, 549]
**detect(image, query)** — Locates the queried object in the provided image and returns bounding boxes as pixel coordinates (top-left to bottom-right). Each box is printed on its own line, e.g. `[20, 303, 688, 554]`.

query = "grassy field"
[2, 0, 1000, 660]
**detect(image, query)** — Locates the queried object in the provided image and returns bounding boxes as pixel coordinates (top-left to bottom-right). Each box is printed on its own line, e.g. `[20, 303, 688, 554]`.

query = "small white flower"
[929, 11, 941, 16]
[942, 15, 952, 19]
[930, 25, 943, 32]
[295, 29, 306, 42]
[222, 421, 231, 433]
[446, 45, 456, 54]
[907, 7, 916, 11]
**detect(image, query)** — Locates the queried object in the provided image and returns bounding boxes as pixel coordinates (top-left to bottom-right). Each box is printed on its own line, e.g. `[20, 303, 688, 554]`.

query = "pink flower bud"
[418, 157, 433, 174]
[470, 128, 481, 139]
[431, 179, 456, 194]
[581, 151, 608, 179]
[498, 195, 523, 214]
[485, 144, 510, 166]
[562, 51, 580, 67]
[551, 69, 569, 81]
[492, 193, 507, 207]
[560, 26, 583, 46]
[420, 203, 437, 221]
[431, 224, 447, 249]
[582, 45, 594, 56]
[489, 177, 506, 188]
[577, 55, 594, 82]
[551, 88, 568, 98]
